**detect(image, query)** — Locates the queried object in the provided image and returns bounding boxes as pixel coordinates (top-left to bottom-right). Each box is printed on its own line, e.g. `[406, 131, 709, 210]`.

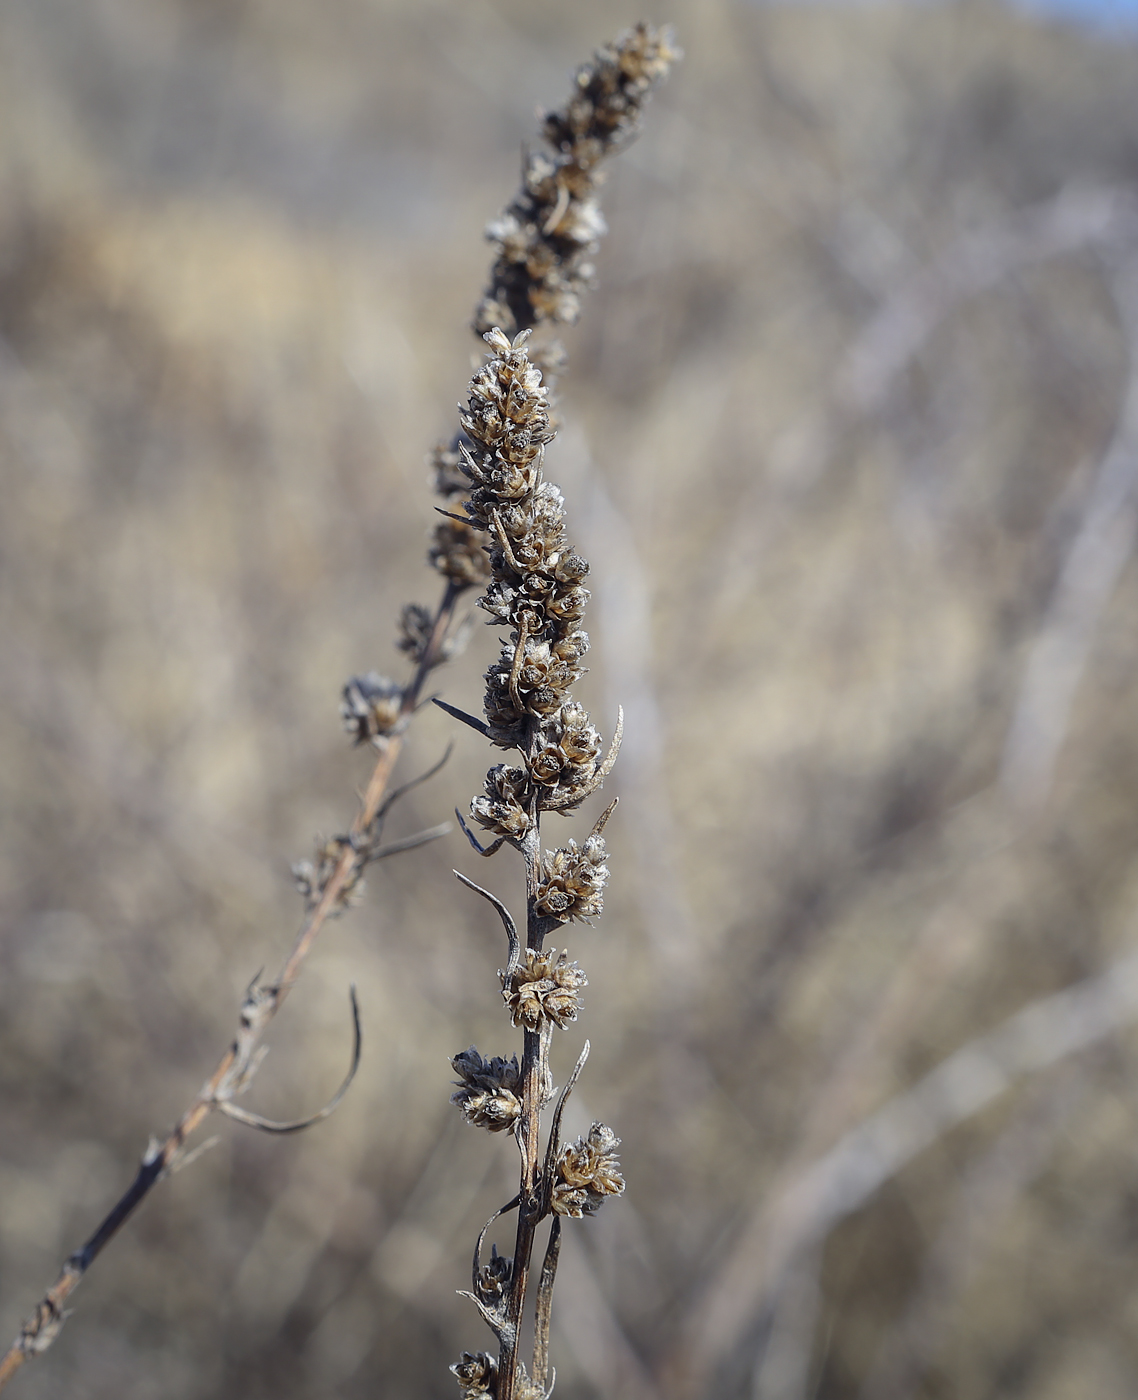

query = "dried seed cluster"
[551, 1122, 625, 1218]
[460, 329, 614, 925]
[476, 1244, 513, 1305]
[291, 835, 361, 915]
[451, 1351, 497, 1399]
[503, 950, 587, 1032]
[445, 29, 676, 1392]
[451, 1047, 522, 1132]
[534, 836, 609, 923]
[340, 671, 404, 745]
[474, 23, 679, 336]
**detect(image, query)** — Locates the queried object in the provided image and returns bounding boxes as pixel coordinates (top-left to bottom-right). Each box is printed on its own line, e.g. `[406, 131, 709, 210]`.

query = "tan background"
[4, 1, 1138, 1397]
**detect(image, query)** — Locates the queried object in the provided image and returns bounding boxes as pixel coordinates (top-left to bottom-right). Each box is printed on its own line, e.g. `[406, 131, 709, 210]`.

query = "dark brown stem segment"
[0, 579, 465, 1393]
[496, 792, 551, 1400]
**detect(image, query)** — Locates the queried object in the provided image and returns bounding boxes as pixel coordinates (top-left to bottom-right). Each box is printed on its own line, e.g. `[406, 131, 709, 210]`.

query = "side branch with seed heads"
[0, 487, 479, 1396]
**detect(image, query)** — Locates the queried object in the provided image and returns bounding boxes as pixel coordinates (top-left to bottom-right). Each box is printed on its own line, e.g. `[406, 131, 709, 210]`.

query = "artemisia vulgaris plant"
[436, 25, 678, 1400]
[0, 21, 675, 1397]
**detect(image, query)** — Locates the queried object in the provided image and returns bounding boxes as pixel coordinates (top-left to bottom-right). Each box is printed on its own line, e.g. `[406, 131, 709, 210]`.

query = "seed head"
[476, 1244, 513, 1305]
[471, 765, 530, 840]
[451, 1351, 497, 1397]
[535, 836, 609, 922]
[503, 950, 586, 1031]
[431, 518, 492, 588]
[291, 835, 361, 915]
[551, 1122, 625, 1217]
[341, 673, 403, 744]
[450, 1047, 523, 1132]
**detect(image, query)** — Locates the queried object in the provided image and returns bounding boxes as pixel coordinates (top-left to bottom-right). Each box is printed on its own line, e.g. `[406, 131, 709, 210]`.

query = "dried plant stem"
[0, 577, 463, 1392]
[495, 818, 551, 1400]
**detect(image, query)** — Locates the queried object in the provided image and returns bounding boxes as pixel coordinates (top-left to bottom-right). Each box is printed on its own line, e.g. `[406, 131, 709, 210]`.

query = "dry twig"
[0, 581, 465, 1390]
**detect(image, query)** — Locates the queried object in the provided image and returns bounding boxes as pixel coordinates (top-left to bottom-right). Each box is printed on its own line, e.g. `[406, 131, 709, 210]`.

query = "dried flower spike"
[474, 22, 680, 337]
[440, 30, 675, 1400]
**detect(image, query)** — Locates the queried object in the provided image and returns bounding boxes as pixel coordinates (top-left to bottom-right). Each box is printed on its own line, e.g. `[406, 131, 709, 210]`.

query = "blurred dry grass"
[4, 0, 1138, 1397]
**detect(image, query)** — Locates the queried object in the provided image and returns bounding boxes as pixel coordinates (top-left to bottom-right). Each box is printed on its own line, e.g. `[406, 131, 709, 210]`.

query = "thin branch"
[434, 697, 493, 739]
[453, 870, 522, 980]
[541, 1040, 590, 1212]
[676, 945, 1138, 1394]
[373, 742, 455, 823]
[456, 809, 509, 859]
[368, 822, 452, 861]
[999, 256, 1138, 811]
[0, 579, 465, 1389]
[532, 1218, 562, 1390]
[215, 986, 363, 1134]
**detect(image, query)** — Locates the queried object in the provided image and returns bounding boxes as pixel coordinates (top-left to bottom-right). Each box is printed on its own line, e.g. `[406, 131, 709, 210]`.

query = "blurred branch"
[999, 256, 1138, 811]
[0, 579, 465, 1390]
[675, 944, 1138, 1397]
[860, 1069, 1086, 1400]
[837, 185, 1138, 417]
[714, 184, 1138, 614]
[750, 1242, 824, 1400]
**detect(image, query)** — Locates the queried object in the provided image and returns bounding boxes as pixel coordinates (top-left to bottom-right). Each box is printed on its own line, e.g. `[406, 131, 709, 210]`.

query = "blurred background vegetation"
[4, 0, 1138, 1397]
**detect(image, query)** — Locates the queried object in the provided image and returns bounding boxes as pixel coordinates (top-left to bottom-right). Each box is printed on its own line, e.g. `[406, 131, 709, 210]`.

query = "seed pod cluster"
[450, 1352, 497, 1399]
[429, 440, 493, 589]
[340, 672, 404, 745]
[474, 22, 679, 337]
[460, 329, 615, 865]
[450, 1047, 522, 1132]
[551, 1122, 625, 1218]
[503, 950, 587, 1032]
[534, 836, 609, 923]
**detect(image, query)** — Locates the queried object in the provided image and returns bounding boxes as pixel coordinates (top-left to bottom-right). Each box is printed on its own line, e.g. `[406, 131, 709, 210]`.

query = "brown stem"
[0, 578, 465, 1392]
[496, 787, 550, 1400]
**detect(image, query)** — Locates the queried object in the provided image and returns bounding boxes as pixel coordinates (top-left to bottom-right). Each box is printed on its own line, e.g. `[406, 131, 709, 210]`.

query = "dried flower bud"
[451, 1351, 497, 1397]
[431, 518, 491, 588]
[451, 1046, 523, 1132]
[397, 604, 434, 663]
[557, 703, 602, 769]
[535, 836, 609, 922]
[503, 950, 586, 1031]
[291, 836, 361, 915]
[546, 584, 589, 623]
[471, 765, 530, 839]
[476, 1244, 512, 1304]
[341, 673, 403, 744]
[551, 1122, 625, 1218]
[431, 440, 470, 498]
